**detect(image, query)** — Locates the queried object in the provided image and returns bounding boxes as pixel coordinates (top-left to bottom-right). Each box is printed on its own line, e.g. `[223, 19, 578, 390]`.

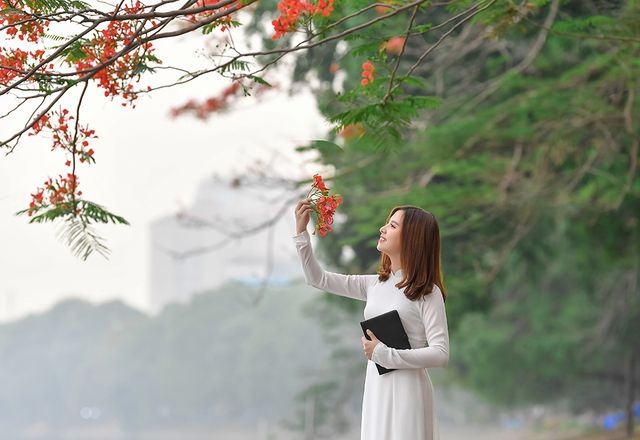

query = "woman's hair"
[377, 206, 447, 301]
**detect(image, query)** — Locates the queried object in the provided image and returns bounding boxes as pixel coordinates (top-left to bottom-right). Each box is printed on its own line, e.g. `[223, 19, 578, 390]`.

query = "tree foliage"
[2, 0, 639, 433]
[271, 0, 639, 432]
[2, 0, 560, 257]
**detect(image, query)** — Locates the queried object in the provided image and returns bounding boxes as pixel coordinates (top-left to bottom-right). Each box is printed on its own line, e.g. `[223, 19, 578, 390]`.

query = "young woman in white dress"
[293, 200, 450, 440]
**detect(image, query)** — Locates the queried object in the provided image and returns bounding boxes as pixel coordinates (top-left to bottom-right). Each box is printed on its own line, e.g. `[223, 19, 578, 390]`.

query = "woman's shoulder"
[362, 274, 380, 284]
[419, 284, 445, 304]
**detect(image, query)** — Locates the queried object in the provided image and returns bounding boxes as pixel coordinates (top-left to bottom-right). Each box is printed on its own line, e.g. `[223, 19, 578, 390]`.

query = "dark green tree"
[260, 0, 639, 435]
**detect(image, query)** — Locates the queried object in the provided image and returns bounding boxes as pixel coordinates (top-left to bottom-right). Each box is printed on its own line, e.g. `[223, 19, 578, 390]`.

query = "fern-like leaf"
[78, 200, 129, 225]
[57, 217, 110, 260]
[16, 199, 129, 259]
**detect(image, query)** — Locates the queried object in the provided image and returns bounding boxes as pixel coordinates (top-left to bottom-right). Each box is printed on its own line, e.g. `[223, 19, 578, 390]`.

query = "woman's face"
[377, 210, 404, 259]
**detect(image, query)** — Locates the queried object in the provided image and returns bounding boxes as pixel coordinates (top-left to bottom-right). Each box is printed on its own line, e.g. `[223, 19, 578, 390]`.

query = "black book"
[360, 310, 411, 375]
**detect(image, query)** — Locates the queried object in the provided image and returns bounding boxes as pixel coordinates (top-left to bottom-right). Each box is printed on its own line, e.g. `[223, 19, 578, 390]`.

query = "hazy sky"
[0, 33, 327, 322]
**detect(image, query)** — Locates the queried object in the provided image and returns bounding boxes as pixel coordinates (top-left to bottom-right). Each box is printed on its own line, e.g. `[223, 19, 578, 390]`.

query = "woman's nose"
[379, 225, 385, 234]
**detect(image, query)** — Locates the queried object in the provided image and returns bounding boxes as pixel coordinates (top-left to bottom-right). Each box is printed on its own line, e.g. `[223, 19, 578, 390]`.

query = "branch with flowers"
[307, 174, 342, 237]
[1, 0, 509, 257]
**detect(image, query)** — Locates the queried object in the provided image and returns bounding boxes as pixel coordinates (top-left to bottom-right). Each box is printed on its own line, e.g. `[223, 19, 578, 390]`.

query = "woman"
[293, 199, 449, 440]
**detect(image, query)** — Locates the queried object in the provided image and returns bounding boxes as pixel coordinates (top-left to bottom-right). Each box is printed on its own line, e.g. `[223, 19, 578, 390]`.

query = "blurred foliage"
[246, 0, 640, 430]
[0, 282, 332, 431]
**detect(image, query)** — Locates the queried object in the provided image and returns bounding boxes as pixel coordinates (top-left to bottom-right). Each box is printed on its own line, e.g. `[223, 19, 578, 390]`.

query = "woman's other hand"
[295, 199, 313, 234]
[362, 330, 380, 360]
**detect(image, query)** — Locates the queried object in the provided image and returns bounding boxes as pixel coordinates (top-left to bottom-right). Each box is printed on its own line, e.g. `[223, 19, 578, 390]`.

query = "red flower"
[313, 174, 327, 191]
[375, 3, 392, 15]
[307, 174, 342, 236]
[271, 0, 335, 39]
[339, 123, 365, 139]
[27, 173, 82, 217]
[361, 60, 374, 86]
[382, 36, 406, 55]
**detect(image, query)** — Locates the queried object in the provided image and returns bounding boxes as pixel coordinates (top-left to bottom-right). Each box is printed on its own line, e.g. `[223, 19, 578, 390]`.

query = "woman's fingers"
[361, 335, 379, 360]
[295, 199, 312, 234]
[295, 199, 312, 215]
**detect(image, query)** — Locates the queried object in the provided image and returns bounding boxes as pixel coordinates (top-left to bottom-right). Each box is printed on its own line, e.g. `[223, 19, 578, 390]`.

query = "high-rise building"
[149, 176, 302, 313]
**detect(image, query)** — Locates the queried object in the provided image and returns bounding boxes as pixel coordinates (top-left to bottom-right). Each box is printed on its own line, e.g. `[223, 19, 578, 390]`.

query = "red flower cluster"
[26, 108, 96, 217]
[0, 48, 47, 87]
[338, 123, 365, 139]
[307, 174, 342, 236]
[0, 0, 50, 42]
[361, 60, 374, 86]
[382, 36, 406, 55]
[30, 108, 98, 164]
[28, 174, 82, 216]
[375, 3, 393, 15]
[272, 0, 334, 40]
[170, 80, 241, 119]
[70, 1, 158, 106]
[170, 78, 273, 120]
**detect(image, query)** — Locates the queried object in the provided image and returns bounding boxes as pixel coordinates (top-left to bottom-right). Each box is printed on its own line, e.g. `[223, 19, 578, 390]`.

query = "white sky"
[0, 31, 328, 322]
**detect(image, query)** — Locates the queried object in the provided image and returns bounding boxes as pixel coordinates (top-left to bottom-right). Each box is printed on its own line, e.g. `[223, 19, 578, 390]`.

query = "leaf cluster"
[287, 0, 640, 415]
[16, 200, 129, 260]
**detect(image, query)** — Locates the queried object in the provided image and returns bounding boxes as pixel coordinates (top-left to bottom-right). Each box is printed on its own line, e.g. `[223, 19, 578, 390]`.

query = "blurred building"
[149, 176, 302, 313]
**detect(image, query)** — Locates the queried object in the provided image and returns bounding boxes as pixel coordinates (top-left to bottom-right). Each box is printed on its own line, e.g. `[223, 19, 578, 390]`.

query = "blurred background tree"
[243, 0, 640, 436]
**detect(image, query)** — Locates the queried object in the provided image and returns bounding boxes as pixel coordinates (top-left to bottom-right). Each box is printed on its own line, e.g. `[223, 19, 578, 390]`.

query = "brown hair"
[377, 206, 447, 301]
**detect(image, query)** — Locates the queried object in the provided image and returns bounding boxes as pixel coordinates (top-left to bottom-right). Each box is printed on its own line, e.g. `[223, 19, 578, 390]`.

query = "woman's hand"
[294, 199, 313, 234]
[361, 330, 380, 360]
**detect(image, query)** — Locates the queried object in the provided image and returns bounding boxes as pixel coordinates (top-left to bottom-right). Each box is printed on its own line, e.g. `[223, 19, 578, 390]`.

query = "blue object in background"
[602, 412, 624, 430]
[602, 403, 640, 431]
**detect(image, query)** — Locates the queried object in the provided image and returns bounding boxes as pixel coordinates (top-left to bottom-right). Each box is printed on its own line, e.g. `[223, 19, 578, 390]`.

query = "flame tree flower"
[361, 60, 374, 86]
[307, 174, 342, 236]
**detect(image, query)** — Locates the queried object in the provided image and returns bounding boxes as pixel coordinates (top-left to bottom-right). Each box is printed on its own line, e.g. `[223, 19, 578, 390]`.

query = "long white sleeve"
[293, 231, 374, 301]
[371, 288, 449, 369]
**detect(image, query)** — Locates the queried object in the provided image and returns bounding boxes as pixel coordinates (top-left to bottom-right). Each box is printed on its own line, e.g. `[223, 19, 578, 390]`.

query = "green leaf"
[309, 140, 343, 152]
[25, 0, 89, 13]
[247, 74, 272, 87]
[553, 16, 618, 34]
[410, 23, 433, 35]
[202, 24, 217, 35]
[57, 217, 110, 260]
[61, 40, 91, 63]
[78, 200, 129, 225]
[145, 54, 161, 64]
[16, 200, 128, 259]
[398, 75, 429, 90]
[218, 60, 250, 74]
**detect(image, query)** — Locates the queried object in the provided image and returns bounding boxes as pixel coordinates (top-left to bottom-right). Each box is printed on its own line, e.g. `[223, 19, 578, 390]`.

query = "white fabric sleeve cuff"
[371, 341, 388, 364]
[292, 230, 310, 241]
